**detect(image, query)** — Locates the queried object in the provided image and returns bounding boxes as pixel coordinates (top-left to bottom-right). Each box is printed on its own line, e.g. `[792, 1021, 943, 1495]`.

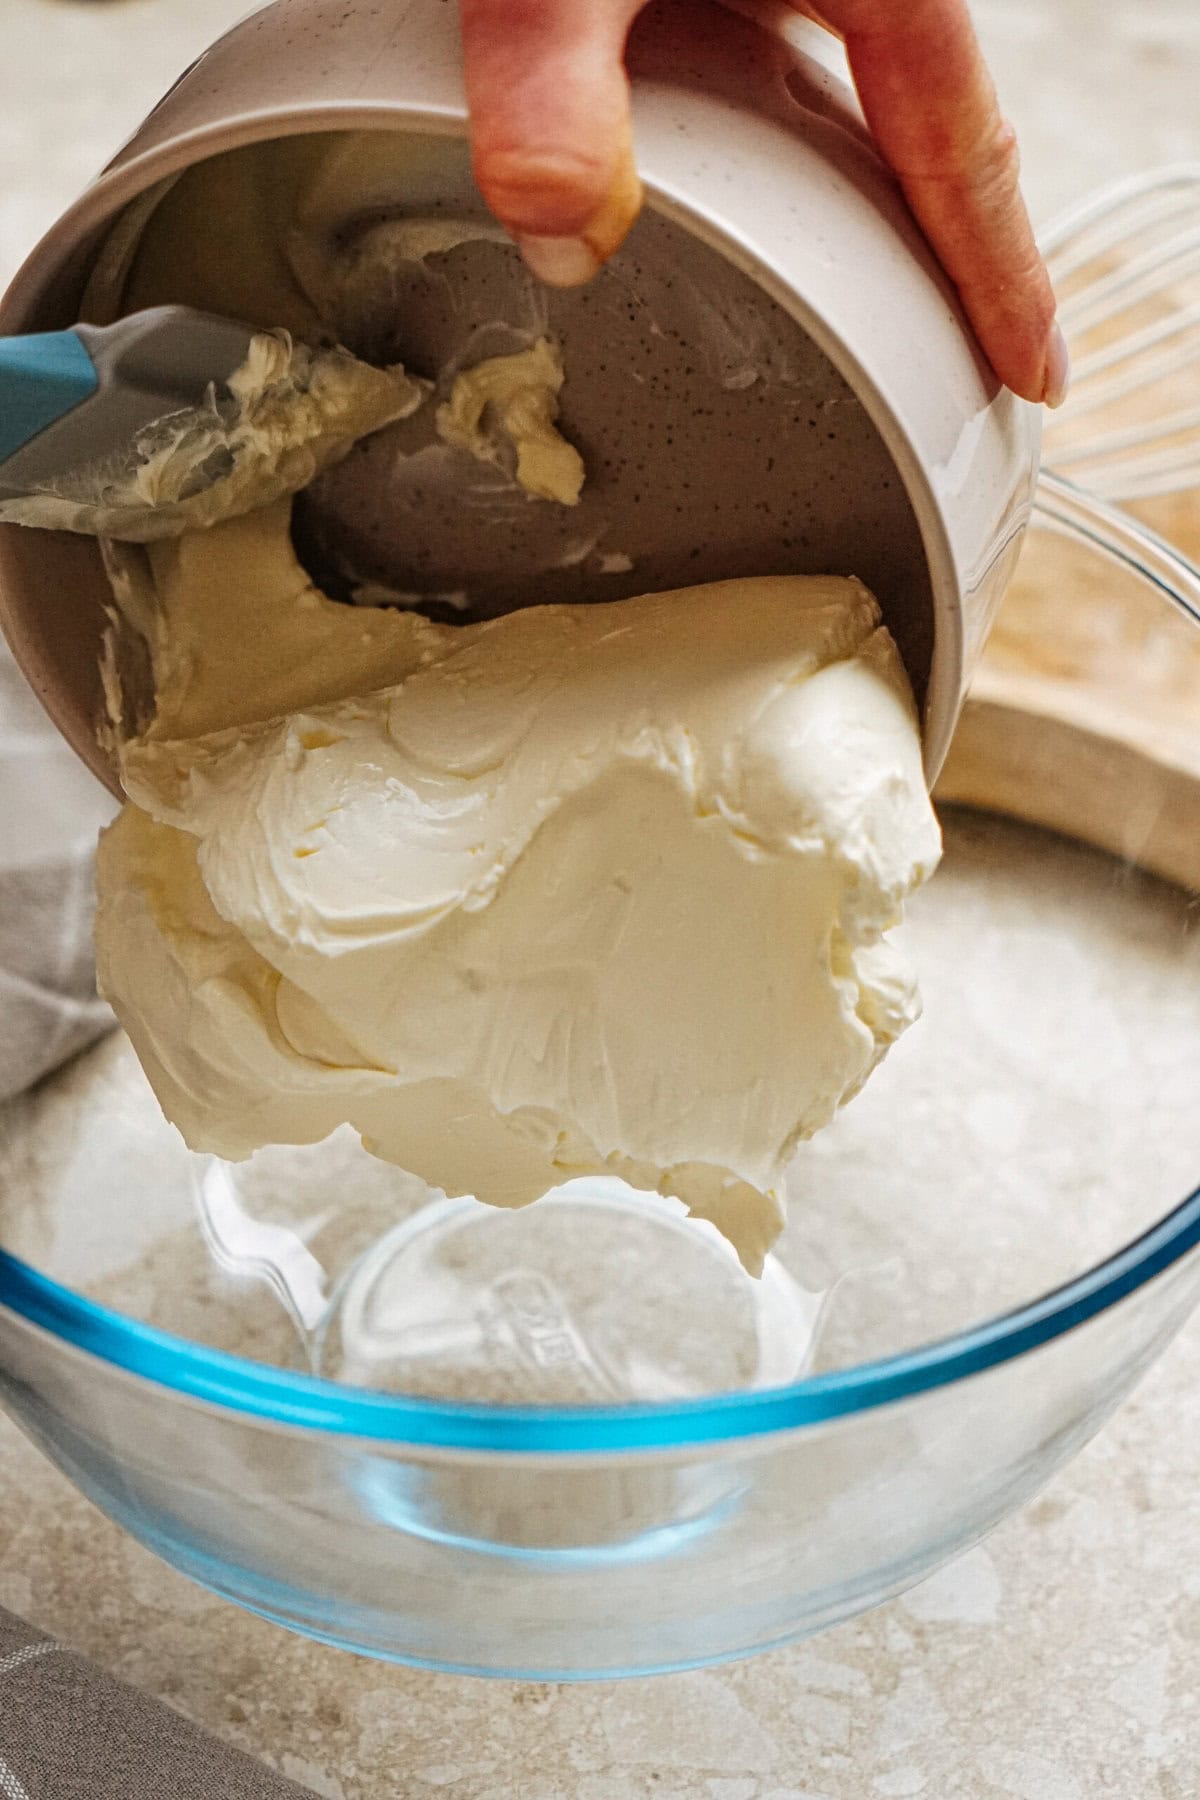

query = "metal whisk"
[1041, 164, 1200, 502]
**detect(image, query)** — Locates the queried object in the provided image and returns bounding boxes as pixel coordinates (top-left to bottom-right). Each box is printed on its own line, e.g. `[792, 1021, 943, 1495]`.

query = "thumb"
[460, 0, 644, 284]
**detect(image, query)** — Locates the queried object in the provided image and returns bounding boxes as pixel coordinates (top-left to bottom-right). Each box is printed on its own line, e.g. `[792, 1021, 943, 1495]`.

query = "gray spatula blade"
[0, 307, 257, 505]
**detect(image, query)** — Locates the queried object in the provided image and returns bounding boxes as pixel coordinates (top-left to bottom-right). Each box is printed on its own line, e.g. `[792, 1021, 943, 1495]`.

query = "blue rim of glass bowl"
[2, 1183, 1198, 1452]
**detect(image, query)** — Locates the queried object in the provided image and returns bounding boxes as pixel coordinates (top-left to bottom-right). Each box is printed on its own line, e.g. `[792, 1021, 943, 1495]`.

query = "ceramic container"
[0, 0, 1039, 791]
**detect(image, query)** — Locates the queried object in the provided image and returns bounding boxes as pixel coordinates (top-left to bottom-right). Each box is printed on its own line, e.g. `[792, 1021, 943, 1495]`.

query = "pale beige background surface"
[1, 4, 1199, 1797]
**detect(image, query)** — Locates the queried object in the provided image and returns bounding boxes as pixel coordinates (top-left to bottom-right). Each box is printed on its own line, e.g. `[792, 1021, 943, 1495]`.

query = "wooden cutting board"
[938, 218, 1200, 891]
[934, 494, 1200, 892]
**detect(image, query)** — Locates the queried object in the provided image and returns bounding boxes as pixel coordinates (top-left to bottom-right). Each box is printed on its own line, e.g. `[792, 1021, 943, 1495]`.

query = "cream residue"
[436, 339, 584, 505]
[0, 333, 425, 542]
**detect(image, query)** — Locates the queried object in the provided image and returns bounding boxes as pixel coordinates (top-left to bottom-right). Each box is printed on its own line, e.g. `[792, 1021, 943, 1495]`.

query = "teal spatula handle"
[0, 330, 100, 466]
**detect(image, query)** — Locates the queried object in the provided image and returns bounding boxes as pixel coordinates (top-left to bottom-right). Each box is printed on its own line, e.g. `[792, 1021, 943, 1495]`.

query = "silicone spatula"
[0, 307, 257, 505]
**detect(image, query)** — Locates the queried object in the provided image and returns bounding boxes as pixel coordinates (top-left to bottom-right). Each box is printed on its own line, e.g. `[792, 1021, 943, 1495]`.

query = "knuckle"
[967, 114, 1021, 192]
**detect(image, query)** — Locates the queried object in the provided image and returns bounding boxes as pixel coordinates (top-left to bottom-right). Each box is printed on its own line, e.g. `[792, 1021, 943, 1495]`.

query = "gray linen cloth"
[0, 645, 320, 1796]
[0, 641, 115, 1101]
[0, 1607, 314, 1799]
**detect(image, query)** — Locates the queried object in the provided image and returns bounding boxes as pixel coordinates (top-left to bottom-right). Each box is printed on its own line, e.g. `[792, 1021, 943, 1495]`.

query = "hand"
[458, 0, 1068, 407]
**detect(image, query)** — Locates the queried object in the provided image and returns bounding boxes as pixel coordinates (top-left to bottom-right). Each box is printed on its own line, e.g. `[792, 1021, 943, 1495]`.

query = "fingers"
[460, 0, 645, 284]
[461, 0, 1065, 403]
[806, 0, 1066, 405]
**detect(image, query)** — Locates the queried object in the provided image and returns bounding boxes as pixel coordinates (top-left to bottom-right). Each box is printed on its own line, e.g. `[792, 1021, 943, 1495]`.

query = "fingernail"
[515, 136, 643, 288]
[580, 137, 644, 266]
[517, 234, 601, 287]
[1042, 321, 1071, 409]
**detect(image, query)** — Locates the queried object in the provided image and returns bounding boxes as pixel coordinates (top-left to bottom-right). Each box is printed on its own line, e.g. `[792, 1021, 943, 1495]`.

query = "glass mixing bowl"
[1, 480, 1199, 1679]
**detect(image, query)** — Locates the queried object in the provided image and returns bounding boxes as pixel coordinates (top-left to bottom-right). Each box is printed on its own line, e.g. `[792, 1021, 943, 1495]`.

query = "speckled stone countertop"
[1, 4, 1198, 1797]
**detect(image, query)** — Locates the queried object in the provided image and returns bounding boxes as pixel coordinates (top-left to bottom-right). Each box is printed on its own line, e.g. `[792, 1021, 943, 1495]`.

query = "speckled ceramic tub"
[0, 0, 1038, 790]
